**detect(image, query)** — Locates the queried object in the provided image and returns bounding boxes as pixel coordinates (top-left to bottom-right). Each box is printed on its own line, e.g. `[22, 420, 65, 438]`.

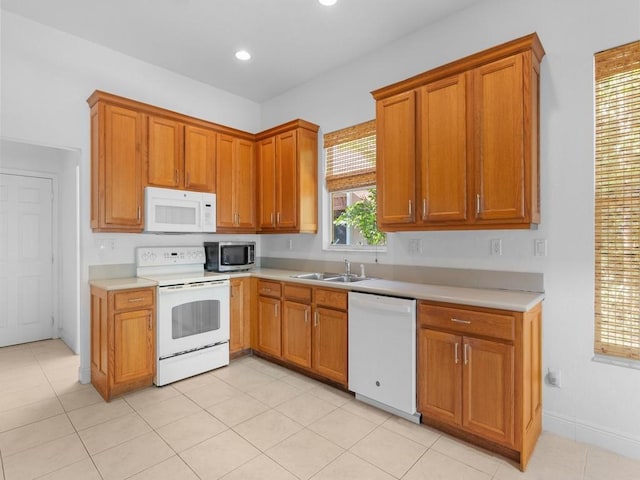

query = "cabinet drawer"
[113, 289, 154, 311]
[419, 303, 515, 341]
[283, 283, 312, 303]
[258, 280, 282, 298]
[315, 288, 348, 311]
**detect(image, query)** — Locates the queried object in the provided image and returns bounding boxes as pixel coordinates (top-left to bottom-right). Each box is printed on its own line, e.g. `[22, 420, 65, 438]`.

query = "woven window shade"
[324, 120, 376, 192]
[594, 40, 640, 360]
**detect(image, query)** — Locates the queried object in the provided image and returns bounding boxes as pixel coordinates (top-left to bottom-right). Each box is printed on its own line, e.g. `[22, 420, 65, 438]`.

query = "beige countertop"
[89, 277, 158, 291]
[237, 268, 544, 312]
[90, 268, 544, 311]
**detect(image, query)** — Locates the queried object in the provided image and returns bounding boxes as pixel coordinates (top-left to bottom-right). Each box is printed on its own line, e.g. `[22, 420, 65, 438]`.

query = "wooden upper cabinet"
[473, 54, 525, 223]
[419, 74, 468, 224]
[216, 134, 255, 232]
[372, 33, 544, 231]
[147, 115, 183, 188]
[256, 120, 319, 234]
[147, 115, 216, 193]
[257, 137, 277, 230]
[376, 90, 416, 227]
[184, 124, 216, 192]
[89, 98, 144, 232]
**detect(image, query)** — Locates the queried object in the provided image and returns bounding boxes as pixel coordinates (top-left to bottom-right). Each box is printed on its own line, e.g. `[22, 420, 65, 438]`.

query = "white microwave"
[144, 186, 216, 233]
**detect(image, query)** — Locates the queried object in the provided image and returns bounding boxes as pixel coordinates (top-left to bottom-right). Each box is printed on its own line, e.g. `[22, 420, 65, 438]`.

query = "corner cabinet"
[216, 134, 256, 232]
[256, 120, 319, 233]
[88, 94, 145, 232]
[417, 301, 542, 471]
[373, 33, 544, 231]
[90, 286, 156, 401]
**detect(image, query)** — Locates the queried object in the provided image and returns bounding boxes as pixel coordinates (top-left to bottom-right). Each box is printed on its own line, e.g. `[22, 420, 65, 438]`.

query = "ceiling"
[1, 0, 483, 103]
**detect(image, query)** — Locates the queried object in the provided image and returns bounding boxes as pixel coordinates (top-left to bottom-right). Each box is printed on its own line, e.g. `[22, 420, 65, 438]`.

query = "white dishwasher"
[348, 291, 420, 423]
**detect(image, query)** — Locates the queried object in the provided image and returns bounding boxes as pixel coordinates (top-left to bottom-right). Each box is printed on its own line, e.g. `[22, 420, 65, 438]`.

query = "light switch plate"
[490, 238, 502, 256]
[534, 239, 547, 257]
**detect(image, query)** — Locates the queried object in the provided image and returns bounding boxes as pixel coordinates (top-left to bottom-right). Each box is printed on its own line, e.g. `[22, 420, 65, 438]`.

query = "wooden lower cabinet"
[417, 301, 541, 471]
[229, 278, 250, 355]
[90, 286, 156, 401]
[252, 281, 348, 386]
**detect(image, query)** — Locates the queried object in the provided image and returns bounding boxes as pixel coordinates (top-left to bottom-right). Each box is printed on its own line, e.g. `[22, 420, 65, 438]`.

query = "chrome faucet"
[344, 258, 351, 276]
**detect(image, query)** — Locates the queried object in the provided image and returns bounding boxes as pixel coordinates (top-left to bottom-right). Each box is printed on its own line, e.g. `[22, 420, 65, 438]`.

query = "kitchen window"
[594, 40, 640, 361]
[324, 120, 386, 249]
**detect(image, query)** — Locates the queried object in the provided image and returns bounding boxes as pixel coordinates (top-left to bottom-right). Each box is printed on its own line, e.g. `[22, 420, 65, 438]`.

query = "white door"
[0, 173, 54, 347]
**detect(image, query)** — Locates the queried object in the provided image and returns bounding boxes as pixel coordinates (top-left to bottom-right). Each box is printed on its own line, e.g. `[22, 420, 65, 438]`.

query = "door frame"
[0, 168, 60, 342]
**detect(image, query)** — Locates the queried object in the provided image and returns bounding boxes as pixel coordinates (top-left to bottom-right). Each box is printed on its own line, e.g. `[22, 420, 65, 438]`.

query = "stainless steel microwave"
[204, 241, 255, 272]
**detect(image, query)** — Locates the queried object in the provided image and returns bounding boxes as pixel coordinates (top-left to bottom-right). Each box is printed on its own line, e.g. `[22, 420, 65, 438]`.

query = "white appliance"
[136, 246, 230, 386]
[348, 291, 420, 423]
[144, 186, 216, 233]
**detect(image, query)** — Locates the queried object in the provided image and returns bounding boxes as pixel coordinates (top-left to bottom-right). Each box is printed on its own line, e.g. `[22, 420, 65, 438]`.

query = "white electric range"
[136, 246, 230, 386]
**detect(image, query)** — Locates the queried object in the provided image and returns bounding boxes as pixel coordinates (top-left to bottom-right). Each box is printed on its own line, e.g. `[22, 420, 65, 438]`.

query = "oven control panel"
[136, 246, 206, 267]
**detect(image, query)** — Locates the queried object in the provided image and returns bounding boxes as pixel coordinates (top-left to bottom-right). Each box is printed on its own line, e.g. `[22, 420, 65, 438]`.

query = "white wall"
[0, 139, 80, 352]
[1, 11, 262, 381]
[261, 0, 640, 459]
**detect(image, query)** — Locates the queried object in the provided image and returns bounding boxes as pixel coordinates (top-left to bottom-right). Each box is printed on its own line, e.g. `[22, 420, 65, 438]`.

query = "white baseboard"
[543, 410, 640, 461]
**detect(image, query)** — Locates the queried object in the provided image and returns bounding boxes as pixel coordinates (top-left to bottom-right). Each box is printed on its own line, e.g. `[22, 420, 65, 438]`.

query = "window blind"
[324, 120, 376, 192]
[594, 40, 640, 360]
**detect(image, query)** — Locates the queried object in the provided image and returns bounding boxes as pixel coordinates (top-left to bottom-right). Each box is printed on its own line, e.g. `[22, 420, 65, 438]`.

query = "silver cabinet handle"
[408, 200, 413, 217]
[314, 311, 319, 327]
[451, 318, 471, 325]
[422, 198, 427, 220]
[476, 194, 480, 215]
[304, 309, 309, 324]
[148, 313, 152, 331]
[275, 303, 279, 317]
[270, 212, 275, 226]
[128, 298, 144, 303]
[464, 344, 469, 365]
[137, 205, 141, 221]
[276, 212, 281, 225]
[454, 342, 459, 364]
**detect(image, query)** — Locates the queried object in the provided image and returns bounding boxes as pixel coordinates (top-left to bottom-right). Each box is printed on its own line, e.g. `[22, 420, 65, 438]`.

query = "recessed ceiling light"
[319, 0, 337, 6]
[235, 50, 251, 61]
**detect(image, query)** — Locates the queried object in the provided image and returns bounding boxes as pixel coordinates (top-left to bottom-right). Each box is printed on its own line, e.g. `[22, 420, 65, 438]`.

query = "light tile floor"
[1, 339, 639, 480]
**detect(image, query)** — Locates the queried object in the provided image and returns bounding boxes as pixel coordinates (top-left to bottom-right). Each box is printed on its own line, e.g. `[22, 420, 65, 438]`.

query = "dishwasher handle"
[349, 295, 414, 314]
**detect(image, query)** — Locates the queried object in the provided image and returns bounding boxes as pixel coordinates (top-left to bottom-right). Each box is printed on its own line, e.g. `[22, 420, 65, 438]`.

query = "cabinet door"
[216, 134, 236, 228]
[147, 115, 183, 188]
[377, 90, 416, 226]
[473, 54, 525, 222]
[417, 328, 462, 425]
[102, 104, 144, 229]
[282, 300, 312, 368]
[420, 74, 468, 223]
[184, 124, 216, 192]
[257, 137, 277, 230]
[276, 131, 298, 230]
[230, 278, 247, 354]
[235, 139, 256, 229]
[463, 336, 514, 446]
[113, 308, 154, 386]
[257, 296, 282, 358]
[313, 307, 348, 385]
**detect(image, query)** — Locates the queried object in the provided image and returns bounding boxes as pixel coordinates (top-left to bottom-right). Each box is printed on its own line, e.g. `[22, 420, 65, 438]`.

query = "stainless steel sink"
[290, 272, 369, 282]
[290, 272, 342, 280]
[325, 274, 369, 283]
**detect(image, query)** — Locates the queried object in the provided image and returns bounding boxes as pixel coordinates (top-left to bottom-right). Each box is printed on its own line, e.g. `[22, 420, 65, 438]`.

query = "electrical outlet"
[546, 368, 562, 388]
[287, 239, 293, 250]
[534, 239, 547, 257]
[490, 238, 502, 256]
[409, 238, 423, 254]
